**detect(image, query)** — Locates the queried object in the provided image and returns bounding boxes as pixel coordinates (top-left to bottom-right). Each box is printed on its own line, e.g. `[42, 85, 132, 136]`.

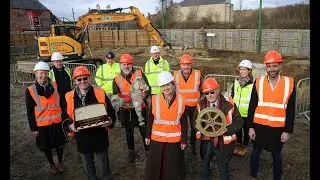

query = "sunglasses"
[76, 77, 88, 82]
[204, 91, 216, 95]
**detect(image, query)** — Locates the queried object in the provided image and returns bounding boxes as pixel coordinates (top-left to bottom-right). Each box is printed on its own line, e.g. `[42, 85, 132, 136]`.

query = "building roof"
[179, 0, 226, 7]
[10, 0, 49, 11]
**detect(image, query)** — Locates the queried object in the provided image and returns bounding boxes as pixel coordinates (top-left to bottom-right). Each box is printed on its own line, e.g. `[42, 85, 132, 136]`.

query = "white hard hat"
[150, 46, 160, 53]
[158, 71, 174, 86]
[238, 59, 253, 69]
[51, 52, 65, 61]
[34, 61, 50, 71]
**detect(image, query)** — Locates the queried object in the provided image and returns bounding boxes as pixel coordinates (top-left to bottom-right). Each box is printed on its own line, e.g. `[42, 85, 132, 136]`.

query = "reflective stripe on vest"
[233, 80, 253, 117]
[144, 57, 167, 94]
[253, 75, 294, 127]
[95, 63, 120, 93]
[28, 82, 62, 126]
[223, 96, 237, 144]
[49, 66, 72, 87]
[115, 69, 142, 107]
[175, 70, 200, 106]
[151, 94, 185, 143]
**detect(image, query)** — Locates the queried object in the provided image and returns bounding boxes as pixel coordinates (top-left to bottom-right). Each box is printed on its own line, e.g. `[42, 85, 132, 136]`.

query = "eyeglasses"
[204, 91, 215, 95]
[76, 77, 88, 82]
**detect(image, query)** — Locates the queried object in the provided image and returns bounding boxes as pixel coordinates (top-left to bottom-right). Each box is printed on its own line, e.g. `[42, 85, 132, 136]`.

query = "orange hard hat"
[202, 78, 220, 92]
[179, 54, 193, 64]
[72, 66, 91, 80]
[264, 51, 283, 64]
[119, 54, 133, 64]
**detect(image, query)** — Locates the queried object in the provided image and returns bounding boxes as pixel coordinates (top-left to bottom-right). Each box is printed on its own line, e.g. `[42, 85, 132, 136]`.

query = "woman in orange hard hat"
[145, 71, 188, 180]
[25, 61, 67, 175]
[64, 66, 117, 180]
[194, 78, 242, 180]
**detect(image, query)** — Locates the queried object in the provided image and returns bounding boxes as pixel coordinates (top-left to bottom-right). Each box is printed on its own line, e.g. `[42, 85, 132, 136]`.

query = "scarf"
[237, 76, 250, 87]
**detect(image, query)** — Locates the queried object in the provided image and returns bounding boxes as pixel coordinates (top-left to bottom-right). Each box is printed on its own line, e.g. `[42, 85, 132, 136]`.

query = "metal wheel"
[195, 107, 227, 137]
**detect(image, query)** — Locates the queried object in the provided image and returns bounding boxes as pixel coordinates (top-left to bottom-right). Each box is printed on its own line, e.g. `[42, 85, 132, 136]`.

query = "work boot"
[49, 164, 57, 175]
[237, 145, 248, 156]
[233, 143, 240, 155]
[57, 162, 65, 173]
[191, 145, 196, 155]
[128, 150, 135, 163]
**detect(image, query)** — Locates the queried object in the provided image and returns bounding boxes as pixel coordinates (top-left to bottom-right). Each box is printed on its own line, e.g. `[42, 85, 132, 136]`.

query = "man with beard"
[173, 54, 203, 155]
[247, 51, 296, 180]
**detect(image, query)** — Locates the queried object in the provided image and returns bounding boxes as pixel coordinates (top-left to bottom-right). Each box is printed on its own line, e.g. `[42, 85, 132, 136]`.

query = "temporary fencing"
[295, 77, 310, 121]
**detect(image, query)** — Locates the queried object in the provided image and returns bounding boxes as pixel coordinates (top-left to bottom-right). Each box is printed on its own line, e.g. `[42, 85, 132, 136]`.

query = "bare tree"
[237, 0, 243, 11]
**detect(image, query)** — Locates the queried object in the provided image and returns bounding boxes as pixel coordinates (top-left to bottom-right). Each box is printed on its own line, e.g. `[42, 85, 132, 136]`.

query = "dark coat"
[145, 93, 188, 180]
[247, 77, 296, 152]
[66, 86, 117, 154]
[25, 81, 67, 151]
[192, 94, 243, 163]
[112, 67, 151, 128]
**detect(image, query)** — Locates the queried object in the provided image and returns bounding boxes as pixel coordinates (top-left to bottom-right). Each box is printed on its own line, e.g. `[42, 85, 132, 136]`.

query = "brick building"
[10, 0, 53, 32]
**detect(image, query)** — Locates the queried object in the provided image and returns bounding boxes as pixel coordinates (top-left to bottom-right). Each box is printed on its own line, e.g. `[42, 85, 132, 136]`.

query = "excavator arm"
[74, 6, 172, 49]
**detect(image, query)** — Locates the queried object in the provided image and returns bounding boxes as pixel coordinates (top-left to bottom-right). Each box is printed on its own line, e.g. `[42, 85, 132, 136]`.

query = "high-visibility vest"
[95, 63, 120, 94]
[151, 93, 186, 143]
[114, 69, 142, 107]
[253, 75, 294, 127]
[28, 82, 62, 127]
[65, 86, 106, 137]
[48, 66, 72, 88]
[233, 79, 253, 117]
[144, 57, 170, 95]
[174, 70, 201, 107]
[196, 96, 237, 144]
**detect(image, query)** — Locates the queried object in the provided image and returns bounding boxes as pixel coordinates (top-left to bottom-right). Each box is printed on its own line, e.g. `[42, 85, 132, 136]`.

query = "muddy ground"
[10, 48, 310, 180]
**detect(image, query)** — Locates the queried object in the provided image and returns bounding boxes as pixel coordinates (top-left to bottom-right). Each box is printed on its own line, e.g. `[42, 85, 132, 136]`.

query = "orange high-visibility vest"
[196, 96, 237, 144]
[28, 82, 62, 127]
[151, 93, 186, 143]
[65, 86, 106, 136]
[253, 75, 294, 127]
[115, 69, 142, 107]
[174, 70, 201, 107]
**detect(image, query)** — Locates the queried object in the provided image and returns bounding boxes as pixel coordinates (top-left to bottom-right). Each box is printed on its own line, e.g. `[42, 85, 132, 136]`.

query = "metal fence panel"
[296, 78, 310, 121]
[204, 74, 237, 96]
[64, 63, 97, 85]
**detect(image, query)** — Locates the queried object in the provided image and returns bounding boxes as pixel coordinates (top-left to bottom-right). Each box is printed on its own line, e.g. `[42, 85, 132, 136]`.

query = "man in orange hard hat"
[194, 78, 242, 180]
[112, 54, 151, 163]
[65, 66, 116, 180]
[173, 54, 203, 155]
[247, 51, 296, 180]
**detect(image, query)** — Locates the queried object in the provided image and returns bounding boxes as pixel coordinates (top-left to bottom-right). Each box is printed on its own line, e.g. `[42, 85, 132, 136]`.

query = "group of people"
[25, 46, 296, 180]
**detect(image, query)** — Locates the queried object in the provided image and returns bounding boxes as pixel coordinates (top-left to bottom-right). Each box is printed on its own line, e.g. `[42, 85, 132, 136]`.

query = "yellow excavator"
[37, 6, 174, 65]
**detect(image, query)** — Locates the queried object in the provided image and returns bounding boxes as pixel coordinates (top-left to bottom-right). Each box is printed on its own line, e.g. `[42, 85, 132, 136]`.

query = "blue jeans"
[80, 150, 113, 180]
[201, 140, 230, 180]
[250, 147, 282, 180]
[125, 126, 149, 151]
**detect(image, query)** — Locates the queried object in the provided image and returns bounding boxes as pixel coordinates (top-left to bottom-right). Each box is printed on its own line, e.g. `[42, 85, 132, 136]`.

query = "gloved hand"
[122, 94, 132, 103]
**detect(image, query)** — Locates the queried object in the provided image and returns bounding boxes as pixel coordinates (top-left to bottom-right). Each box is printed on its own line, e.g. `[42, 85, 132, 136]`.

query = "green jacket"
[232, 79, 253, 117]
[48, 66, 72, 87]
[95, 63, 120, 94]
[144, 56, 170, 94]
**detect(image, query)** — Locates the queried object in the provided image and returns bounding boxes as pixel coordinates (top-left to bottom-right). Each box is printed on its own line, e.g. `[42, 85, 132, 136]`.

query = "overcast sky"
[38, 0, 307, 21]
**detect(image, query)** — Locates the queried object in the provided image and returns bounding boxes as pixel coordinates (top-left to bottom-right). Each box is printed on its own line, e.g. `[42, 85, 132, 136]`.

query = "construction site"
[10, 0, 310, 180]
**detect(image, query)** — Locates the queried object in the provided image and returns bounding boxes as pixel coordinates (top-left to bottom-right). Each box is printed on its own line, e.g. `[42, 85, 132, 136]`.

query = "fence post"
[224, 29, 227, 50]
[99, 31, 102, 47]
[21, 32, 25, 55]
[239, 29, 242, 52]
[135, 31, 138, 47]
[298, 31, 303, 58]
[277, 30, 280, 52]
[254, 31, 257, 52]
[194, 31, 197, 48]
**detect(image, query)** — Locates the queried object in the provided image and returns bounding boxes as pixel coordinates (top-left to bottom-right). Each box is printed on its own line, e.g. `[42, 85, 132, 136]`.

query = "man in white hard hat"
[144, 45, 171, 95]
[230, 59, 254, 157]
[25, 61, 67, 175]
[48, 52, 72, 120]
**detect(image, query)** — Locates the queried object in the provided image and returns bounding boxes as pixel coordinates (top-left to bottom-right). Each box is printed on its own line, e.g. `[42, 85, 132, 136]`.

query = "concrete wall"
[179, 4, 234, 22]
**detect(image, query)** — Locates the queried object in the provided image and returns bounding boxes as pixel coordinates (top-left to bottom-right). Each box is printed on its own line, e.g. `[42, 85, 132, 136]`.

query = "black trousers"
[236, 117, 250, 146]
[185, 106, 197, 147]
